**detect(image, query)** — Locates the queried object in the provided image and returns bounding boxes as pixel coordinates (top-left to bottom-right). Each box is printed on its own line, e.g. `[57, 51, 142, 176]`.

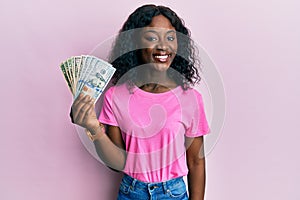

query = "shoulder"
[103, 83, 133, 102]
[177, 87, 205, 108]
[104, 83, 128, 95]
[182, 87, 203, 98]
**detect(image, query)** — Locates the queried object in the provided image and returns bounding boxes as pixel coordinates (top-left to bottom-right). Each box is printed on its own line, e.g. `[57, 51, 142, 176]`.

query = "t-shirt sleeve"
[185, 90, 210, 137]
[98, 87, 118, 126]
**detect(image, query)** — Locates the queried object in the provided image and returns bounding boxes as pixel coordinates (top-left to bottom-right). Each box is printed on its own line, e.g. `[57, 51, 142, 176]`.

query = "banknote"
[67, 57, 76, 94]
[60, 55, 116, 101]
[64, 60, 75, 94]
[74, 56, 82, 93]
[79, 58, 115, 101]
[76, 55, 93, 96]
[60, 62, 72, 92]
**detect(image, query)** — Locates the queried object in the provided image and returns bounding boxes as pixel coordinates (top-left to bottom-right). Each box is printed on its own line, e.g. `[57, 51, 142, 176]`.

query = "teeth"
[154, 55, 169, 59]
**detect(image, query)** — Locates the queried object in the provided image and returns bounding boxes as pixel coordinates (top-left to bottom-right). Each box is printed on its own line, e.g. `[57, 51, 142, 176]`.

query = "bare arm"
[93, 124, 126, 171]
[186, 136, 206, 200]
[71, 94, 126, 171]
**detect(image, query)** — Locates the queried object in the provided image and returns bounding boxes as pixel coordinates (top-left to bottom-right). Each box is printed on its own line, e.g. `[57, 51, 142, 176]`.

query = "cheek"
[141, 42, 155, 49]
[141, 48, 153, 62]
[171, 40, 178, 52]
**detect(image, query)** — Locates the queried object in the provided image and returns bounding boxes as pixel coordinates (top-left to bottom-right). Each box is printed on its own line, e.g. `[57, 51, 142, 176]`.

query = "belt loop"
[131, 178, 137, 190]
[162, 181, 168, 194]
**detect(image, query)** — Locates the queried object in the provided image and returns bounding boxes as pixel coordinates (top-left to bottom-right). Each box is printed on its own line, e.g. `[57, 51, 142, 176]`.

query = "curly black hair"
[108, 4, 201, 90]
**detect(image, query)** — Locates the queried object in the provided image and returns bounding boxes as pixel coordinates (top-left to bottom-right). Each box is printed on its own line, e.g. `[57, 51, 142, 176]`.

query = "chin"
[151, 62, 171, 72]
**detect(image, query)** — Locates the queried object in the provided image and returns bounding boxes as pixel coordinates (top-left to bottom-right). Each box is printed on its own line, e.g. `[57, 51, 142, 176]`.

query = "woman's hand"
[70, 93, 100, 133]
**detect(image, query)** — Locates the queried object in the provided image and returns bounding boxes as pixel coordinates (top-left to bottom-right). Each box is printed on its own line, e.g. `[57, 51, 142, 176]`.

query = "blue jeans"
[117, 174, 188, 200]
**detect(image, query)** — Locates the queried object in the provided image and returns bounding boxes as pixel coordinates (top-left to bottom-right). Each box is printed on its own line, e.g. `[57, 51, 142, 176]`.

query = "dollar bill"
[76, 55, 93, 96]
[60, 62, 72, 92]
[64, 60, 75, 95]
[66, 57, 75, 95]
[60, 55, 115, 101]
[74, 56, 82, 94]
[79, 57, 115, 101]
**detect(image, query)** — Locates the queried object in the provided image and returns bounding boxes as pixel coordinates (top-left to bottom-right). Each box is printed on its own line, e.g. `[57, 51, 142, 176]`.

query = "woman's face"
[139, 15, 178, 72]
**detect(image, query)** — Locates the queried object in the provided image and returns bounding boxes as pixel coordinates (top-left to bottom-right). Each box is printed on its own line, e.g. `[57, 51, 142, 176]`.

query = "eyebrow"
[142, 29, 176, 34]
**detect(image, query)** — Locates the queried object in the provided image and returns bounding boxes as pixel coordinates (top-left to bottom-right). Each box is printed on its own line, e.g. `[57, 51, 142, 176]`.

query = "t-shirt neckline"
[132, 84, 182, 98]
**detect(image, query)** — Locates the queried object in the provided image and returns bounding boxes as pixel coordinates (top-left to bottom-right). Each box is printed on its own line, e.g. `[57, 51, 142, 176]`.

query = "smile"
[153, 54, 172, 63]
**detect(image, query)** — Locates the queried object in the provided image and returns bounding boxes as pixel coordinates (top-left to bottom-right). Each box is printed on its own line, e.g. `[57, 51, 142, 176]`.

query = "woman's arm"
[92, 125, 126, 171]
[186, 136, 206, 200]
[93, 124, 126, 171]
[71, 94, 126, 171]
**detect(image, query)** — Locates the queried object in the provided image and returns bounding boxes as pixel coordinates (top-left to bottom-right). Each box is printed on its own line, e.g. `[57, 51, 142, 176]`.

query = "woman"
[71, 4, 210, 200]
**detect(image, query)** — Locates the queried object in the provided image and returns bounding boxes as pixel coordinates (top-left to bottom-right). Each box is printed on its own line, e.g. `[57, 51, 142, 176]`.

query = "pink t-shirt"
[99, 83, 210, 182]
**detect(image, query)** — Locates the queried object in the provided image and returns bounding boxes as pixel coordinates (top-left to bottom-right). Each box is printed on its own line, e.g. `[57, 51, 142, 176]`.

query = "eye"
[167, 36, 175, 41]
[145, 36, 157, 41]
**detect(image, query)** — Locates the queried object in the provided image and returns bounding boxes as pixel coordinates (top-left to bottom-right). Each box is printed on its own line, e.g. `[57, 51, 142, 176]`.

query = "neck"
[136, 68, 173, 87]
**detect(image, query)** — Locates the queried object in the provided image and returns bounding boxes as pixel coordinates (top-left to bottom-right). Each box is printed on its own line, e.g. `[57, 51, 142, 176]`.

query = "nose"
[156, 40, 169, 51]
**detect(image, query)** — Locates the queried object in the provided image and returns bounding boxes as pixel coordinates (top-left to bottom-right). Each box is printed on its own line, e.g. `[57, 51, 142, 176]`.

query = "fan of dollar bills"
[60, 55, 116, 101]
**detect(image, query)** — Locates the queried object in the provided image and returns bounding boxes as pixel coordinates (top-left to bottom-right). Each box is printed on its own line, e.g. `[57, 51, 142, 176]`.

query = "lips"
[153, 53, 172, 63]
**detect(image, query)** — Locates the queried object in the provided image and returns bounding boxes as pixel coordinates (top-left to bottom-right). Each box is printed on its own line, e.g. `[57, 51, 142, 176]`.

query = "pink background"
[1, 0, 299, 199]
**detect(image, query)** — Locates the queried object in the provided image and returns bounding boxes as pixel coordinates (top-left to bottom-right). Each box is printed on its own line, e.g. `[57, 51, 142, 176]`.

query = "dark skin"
[71, 15, 206, 200]
[71, 94, 126, 171]
[186, 136, 206, 199]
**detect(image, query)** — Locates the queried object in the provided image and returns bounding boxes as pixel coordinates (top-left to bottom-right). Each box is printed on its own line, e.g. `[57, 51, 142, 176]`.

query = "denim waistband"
[122, 174, 184, 192]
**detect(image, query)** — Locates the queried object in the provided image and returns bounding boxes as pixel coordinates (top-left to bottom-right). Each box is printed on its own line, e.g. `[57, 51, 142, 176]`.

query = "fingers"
[86, 101, 96, 116]
[72, 93, 85, 108]
[75, 98, 94, 124]
[72, 94, 89, 120]
[70, 94, 83, 122]
[71, 94, 95, 125]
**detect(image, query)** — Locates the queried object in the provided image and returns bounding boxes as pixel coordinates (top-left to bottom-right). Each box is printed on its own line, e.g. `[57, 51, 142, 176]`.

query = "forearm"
[70, 95, 126, 170]
[91, 129, 126, 171]
[187, 158, 206, 200]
